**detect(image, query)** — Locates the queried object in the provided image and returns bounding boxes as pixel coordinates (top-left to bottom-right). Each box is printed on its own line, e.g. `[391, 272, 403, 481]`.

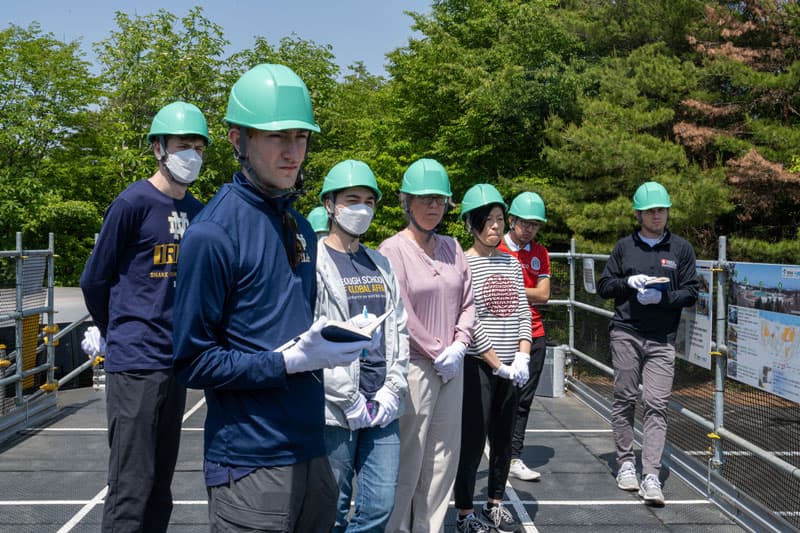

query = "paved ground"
[0, 386, 745, 532]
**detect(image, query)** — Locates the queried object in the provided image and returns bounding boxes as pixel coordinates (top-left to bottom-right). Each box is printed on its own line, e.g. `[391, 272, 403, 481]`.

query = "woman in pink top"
[379, 158, 476, 533]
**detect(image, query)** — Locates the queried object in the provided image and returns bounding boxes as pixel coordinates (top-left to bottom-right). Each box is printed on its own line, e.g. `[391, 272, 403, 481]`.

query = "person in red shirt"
[497, 191, 551, 482]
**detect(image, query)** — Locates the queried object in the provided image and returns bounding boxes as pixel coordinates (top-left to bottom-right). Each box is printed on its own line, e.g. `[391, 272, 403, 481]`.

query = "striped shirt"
[465, 253, 532, 363]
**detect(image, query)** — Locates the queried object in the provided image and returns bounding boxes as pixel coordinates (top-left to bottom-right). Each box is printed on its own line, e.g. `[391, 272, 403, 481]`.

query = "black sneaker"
[481, 503, 520, 533]
[456, 512, 492, 532]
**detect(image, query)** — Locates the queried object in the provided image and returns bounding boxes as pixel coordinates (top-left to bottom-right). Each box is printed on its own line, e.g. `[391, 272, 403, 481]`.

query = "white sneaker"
[616, 461, 639, 491]
[639, 474, 665, 506]
[509, 458, 541, 481]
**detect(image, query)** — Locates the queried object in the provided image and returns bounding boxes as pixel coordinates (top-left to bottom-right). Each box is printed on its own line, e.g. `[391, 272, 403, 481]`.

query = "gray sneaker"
[616, 461, 639, 491]
[509, 458, 541, 481]
[456, 512, 491, 533]
[639, 474, 665, 506]
[480, 503, 520, 533]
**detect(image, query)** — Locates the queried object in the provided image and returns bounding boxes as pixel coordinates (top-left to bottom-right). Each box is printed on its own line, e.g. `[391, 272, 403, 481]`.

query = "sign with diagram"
[676, 261, 713, 369]
[727, 262, 800, 403]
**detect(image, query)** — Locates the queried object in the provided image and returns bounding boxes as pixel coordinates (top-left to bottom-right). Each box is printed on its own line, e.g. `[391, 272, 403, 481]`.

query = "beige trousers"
[387, 357, 464, 533]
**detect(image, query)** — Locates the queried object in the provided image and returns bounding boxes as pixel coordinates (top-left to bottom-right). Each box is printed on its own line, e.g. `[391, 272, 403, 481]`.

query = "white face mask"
[164, 149, 203, 184]
[334, 203, 374, 236]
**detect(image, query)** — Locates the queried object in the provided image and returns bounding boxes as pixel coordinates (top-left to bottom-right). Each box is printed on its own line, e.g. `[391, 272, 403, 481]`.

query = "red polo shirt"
[498, 234, 550, 338]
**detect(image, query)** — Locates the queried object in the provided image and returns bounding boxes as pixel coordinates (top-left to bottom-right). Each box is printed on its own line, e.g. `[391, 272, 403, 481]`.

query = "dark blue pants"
[103, 369, 186, 533]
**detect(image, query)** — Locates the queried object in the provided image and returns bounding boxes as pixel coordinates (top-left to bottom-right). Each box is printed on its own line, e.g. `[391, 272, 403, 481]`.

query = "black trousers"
[511, 336, 547, 459]
[103, 369, 186, 533]
[207, 455, 338, 532]
[454, 356, 519, 509]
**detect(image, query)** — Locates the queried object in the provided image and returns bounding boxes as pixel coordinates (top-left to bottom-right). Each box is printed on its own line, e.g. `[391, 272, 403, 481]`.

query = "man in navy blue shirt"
[80, 101, 209, 532]
[173, 64, 373, 532]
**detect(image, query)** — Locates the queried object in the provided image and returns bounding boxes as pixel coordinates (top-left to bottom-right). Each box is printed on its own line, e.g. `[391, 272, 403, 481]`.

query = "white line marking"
[55, 486, 106, 533]
[2, 498, 713, 507]
[525, 428, 612, 433]
[515, 499, 710, 505]
[685, 450, 800, 457]
[0, 500, 96, 505]
[55, 396, 206, 533]
[182, 396, 206, 422]
[24, 426, 204, 433]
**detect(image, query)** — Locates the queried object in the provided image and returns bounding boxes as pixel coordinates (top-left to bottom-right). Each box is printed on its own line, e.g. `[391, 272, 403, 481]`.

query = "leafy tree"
[0, 23, 99, 283]
[679, 0, 800, 256]
[91, 7, 230, 203]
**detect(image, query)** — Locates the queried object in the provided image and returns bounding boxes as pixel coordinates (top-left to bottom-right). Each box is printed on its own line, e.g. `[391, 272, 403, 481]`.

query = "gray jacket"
[315, 242, 410, 429]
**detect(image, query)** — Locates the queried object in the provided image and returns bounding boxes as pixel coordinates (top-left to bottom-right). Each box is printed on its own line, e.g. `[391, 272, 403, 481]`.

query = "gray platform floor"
[0, 387, 744, 532]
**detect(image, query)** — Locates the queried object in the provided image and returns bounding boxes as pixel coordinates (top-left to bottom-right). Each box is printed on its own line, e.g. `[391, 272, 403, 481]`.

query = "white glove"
[370, 385, 400, 428]
[512, 351, 530, 387]
[81, 326, 107, 357]
[637, 288, 662, 305]
[493, 363, 517, 381]
[433, 341, 467, 383]
[344, 393, 372, 431]
[282, 317, 371, 374]
[348, 312, 382, 352]
[627, 274, 653, 291]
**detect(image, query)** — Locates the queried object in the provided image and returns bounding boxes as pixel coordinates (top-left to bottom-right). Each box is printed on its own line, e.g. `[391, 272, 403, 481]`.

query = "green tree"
[0, 23, 100, 283]
[91, 7, 230, 204]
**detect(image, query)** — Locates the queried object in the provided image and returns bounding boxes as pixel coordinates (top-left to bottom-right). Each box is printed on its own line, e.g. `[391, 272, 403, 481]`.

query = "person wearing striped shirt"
[453, 184, 532, 533]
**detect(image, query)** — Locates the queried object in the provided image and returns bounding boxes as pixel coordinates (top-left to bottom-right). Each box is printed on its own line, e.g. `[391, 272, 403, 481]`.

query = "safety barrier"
[0, 233, 89, 438]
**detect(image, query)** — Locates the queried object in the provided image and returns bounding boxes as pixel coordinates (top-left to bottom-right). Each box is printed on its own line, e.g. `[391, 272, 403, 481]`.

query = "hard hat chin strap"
[156, 136, 182, 185]
[403, 195, 437, 242]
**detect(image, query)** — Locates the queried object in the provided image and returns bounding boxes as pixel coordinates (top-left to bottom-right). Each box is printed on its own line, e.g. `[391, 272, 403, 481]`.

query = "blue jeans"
[324, 421, 400, 533]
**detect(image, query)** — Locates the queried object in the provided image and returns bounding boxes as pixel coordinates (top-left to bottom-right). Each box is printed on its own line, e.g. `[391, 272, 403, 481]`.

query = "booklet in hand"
[321, 309, 393, 342]
[644, 276, 671, 291]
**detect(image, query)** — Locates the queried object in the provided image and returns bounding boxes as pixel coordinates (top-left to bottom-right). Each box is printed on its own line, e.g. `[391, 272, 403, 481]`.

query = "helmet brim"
[228, 118, 320, 133]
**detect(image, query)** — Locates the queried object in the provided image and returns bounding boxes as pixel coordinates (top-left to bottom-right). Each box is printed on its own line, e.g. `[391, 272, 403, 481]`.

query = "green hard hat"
[306, 206, 329, 234]
[319, 160, 382, 203]
[633, 181, 672, 210]
[459, 183, 507, 221]
[147, 101, 210, 144]
[509, 192, 547, 223]
[400, 158, 452, 197]
[225, 63, 320, 132]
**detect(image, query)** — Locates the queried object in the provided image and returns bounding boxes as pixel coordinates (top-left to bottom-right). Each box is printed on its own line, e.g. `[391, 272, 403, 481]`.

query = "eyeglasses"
[516, 219, 542, 230]
[415, 195, 448, 207]
[282, 212, 305, 268]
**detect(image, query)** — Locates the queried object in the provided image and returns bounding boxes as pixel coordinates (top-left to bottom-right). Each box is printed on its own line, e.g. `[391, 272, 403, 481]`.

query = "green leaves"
[2, 1, 799, 282]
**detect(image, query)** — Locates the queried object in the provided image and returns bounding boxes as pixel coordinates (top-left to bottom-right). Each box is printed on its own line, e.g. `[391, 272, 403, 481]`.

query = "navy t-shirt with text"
[327, 244, 387, 397]
[80, 179, 204, 372]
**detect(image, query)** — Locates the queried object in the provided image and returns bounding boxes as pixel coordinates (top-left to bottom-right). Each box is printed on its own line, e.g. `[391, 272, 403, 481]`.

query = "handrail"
[556, 238, 800, 491]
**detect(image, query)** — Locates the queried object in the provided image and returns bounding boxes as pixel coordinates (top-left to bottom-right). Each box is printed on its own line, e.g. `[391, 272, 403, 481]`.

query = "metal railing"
[0, 233, 96, 437]
[543, 237, 799, 532]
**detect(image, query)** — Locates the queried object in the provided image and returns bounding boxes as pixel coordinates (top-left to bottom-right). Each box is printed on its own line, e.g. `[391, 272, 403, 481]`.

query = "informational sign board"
[676, 261, 713, 369]
[727, 262, 800, 403]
